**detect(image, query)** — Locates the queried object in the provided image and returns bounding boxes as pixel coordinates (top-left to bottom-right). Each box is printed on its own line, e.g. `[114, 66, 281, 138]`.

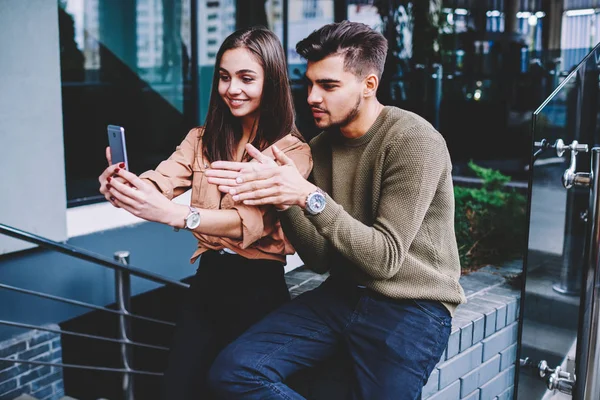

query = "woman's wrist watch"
[304, 188, 327, 215]
[174, 206, 201, 232]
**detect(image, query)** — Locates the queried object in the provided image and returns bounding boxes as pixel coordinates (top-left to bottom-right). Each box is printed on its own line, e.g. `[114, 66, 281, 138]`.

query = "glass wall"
[59, 0, 194, 206]
[287, 0, 335, 140]
[197, 0, 236, 125]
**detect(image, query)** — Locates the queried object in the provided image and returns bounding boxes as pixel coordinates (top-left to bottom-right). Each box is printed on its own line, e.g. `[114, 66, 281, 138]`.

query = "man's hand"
[206, 144, 316, 209]
[206, 143, 278, 193]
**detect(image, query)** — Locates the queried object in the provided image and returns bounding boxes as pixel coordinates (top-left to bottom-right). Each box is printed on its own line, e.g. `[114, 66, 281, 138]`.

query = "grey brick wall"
[423, 286, 520, 400]
[0, 326, 64, 400]
[283, 267, 522, 400]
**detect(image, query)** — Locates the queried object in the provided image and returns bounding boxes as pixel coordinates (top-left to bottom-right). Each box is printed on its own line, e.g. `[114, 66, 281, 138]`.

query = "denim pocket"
[412, 300, 451, 327]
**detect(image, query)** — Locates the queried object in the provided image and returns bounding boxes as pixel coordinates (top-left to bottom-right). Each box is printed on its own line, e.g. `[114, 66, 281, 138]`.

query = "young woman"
[98, 26, 312, 399]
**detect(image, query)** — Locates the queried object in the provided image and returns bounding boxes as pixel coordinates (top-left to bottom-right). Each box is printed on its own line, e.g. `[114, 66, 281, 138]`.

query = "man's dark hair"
[296, 21, 388, 79]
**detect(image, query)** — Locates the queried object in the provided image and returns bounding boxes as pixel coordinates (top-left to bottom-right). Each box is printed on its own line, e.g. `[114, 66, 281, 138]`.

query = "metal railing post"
[114, 251, 134, 400]
[553, 187, 587, 295]
[576, 147, 600, 399]
[431, 63, 442, 130]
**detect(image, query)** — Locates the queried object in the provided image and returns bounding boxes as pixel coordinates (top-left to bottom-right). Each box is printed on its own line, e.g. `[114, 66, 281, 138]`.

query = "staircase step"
[520, 320, 577, 367]
[13, 395, 96, 400]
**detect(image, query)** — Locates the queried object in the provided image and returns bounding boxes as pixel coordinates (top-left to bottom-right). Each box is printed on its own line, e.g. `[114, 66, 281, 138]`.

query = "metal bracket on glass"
[538, 360, 576, 395]
[553, 139, 591, 189]
[520, 358, 575, 395]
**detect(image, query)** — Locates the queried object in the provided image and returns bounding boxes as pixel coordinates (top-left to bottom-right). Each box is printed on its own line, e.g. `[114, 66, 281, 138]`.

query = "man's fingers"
[272, 145, 295, 167]
[242, 196, 283, 206]
[246, 143, 275, 165]
[235, 168, 278, 184]
[232, 187, 279, 202]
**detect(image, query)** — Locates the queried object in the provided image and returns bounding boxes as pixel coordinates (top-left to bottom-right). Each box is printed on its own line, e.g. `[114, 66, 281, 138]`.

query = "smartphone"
[107, 125, 129, 170]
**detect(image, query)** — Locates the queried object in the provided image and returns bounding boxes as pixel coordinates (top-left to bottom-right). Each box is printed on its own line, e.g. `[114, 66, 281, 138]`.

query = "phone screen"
[107, 125, 129, 170]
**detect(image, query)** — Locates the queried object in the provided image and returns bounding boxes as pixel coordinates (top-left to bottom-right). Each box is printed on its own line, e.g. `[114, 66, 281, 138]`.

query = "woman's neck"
[241, 115, 259, 142]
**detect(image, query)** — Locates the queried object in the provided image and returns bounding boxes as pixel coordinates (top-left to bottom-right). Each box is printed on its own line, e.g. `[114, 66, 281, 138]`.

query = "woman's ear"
[364, 73, 379, 98]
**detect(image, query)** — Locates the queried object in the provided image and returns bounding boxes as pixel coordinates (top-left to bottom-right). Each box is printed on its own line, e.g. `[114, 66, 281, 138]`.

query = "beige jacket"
[140, 127, 313, 263]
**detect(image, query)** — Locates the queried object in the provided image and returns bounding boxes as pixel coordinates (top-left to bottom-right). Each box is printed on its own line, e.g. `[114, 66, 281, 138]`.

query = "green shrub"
[454, 161, 527, 270]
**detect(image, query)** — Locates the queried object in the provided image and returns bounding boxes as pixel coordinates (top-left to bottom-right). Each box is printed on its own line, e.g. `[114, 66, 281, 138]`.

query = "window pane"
[59, 0, 194, 206]
[197, 0, 236, 125]
[287, 0, 334, 141]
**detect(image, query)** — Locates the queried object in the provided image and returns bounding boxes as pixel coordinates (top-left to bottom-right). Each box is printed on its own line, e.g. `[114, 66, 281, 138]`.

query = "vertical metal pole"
[114, 251, 134, 400]
[282, 0, 288, 64]
[432, 63, 442, 130]
[575, 148, 600, 399]
[553, 185, 587, 295]
[333, 0, 348, 23]
[190, 0, 199, 124]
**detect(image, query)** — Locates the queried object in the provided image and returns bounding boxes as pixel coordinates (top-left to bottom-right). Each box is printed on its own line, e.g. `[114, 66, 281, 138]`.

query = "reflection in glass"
[518, 43, 600, 398]
[59, 0, 195, 205]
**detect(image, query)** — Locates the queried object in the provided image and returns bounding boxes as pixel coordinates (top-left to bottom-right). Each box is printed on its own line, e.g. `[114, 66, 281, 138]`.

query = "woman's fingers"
[205, 169, 241, 179]
[114, 168, 146, 191]
[217, 185, 235, 193]
[207, 177, 238, 187]
[107, 180, 140, 209]
[210, 161, 247, 171]
[106, 146, 112, 166]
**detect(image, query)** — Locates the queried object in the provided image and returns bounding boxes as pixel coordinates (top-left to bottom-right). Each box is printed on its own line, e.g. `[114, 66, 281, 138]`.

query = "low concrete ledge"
[284, 261, 522, 400]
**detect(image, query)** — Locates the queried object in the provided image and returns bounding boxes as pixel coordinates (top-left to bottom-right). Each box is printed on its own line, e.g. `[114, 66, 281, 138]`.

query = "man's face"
[305, 54, 364, 130]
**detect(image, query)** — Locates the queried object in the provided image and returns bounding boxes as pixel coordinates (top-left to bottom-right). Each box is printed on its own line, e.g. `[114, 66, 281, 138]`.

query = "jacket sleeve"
[222, 140, 314, 248]
[139, 128, 201, 200]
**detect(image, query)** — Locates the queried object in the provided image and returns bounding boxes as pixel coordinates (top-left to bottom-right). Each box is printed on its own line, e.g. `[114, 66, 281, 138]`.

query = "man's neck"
[339, 101, 384, 139]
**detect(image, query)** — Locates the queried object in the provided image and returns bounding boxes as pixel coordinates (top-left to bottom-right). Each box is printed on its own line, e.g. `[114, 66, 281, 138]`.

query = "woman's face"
[218, 47, 264, 121]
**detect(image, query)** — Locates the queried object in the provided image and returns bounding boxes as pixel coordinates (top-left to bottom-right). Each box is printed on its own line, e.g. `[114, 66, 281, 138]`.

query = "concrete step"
[13, 395, 109, 400]
[13, 396, 79, 400]
[522, 250, 581, 330]
[520, 320, 577, 368]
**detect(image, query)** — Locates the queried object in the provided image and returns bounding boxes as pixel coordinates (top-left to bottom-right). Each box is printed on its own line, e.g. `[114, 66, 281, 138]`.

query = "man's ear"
[363, 73, 379, 98]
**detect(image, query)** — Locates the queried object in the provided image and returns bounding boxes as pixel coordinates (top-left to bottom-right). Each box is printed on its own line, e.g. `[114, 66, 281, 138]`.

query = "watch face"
[308, 192, 326, 213]
[186, 212, 201, 229]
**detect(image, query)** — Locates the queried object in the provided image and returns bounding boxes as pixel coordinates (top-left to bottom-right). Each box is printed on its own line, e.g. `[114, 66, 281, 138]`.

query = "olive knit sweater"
[280, 106, 466, 314]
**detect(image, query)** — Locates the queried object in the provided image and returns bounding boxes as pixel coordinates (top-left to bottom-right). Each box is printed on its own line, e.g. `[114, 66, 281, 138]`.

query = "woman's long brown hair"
[202, 26, 301, 162]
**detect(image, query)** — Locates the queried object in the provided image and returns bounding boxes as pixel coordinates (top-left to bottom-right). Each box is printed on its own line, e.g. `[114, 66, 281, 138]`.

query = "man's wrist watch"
[174, 206, 201, 232]
[304, 188, 327, 215]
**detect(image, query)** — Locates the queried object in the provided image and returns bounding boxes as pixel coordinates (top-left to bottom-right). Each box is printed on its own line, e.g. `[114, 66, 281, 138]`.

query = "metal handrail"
[0, 222, 191, 398]
[0, 282, 175, 327]
[0, 320, 169, 351]
[0, 223, 189, 289]
[0, 356, 162, 376]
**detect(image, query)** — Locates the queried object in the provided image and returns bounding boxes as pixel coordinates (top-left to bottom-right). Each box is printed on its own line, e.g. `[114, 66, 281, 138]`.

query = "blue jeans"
[208, 277, 451, 400]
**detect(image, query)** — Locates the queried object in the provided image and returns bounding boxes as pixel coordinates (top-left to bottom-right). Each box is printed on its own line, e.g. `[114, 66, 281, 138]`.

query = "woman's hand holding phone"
[102, 166, 187, 227]
[99, 147, 126, 208]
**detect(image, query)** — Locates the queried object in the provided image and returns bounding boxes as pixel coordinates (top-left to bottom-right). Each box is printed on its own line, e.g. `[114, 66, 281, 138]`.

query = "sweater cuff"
[306, 193, 342, 230]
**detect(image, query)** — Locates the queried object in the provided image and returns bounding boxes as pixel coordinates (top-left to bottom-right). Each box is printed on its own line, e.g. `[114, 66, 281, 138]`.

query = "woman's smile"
[227, 97, 250, 108]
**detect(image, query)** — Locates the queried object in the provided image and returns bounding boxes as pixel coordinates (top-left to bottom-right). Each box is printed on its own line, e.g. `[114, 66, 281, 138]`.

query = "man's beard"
[317, 95, 362, 130]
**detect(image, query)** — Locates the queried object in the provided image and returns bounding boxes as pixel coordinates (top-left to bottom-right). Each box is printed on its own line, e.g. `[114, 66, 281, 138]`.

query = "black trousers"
[162, 250, 291, 399]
